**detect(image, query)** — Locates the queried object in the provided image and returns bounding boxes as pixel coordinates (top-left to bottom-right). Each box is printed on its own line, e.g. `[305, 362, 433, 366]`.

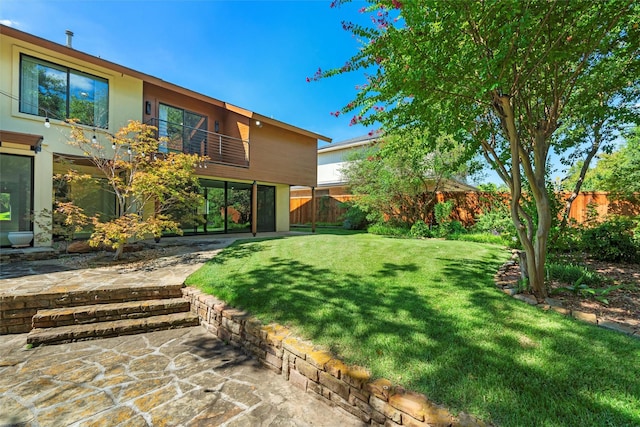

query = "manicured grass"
[186, 233, 640, 426]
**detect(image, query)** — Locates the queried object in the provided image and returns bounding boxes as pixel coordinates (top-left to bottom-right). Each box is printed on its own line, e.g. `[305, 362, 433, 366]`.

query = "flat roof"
[318, 134, 379, 153]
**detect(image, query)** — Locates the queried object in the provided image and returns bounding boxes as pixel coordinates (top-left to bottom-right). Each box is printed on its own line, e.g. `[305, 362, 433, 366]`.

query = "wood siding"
[143, 83, 317, 187]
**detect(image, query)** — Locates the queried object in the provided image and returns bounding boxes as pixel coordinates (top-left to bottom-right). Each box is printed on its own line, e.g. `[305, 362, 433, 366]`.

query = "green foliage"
[448, 232, 506, 245]
[409, 220, 432, 238]
[64, 121, 205, 259]
[560, 160, 602, 192]
[367, 222, 410, 237]
[545, 262, 607, 288]
[516, 277, 530, 293]
[320, 0, 640, 298]
[341, 131, 473, 227]
[551, 272, 622, 305]
[446, 220, 465, 235]
[433, 201, 453, 226]
[601, 127, 640, 200]
[339, 201, 369, 230]
[472, 188, 516, 243]
[547, 223, 583, 255]
[473, 208, 514, 236]
[581, 216, 640, 263]
[561, 127, 640, 200]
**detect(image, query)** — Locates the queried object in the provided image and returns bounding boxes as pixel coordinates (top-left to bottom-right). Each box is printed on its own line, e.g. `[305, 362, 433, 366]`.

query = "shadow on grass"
[194, 240, 640, 426]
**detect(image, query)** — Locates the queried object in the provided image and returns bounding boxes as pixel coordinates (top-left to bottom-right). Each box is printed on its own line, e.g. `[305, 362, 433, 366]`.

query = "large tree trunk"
[530, 190, 551, 300]
[494, 93, 549, 300]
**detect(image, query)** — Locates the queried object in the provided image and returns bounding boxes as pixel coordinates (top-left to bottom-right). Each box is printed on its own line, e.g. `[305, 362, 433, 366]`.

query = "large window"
[20, 55, 109, 128]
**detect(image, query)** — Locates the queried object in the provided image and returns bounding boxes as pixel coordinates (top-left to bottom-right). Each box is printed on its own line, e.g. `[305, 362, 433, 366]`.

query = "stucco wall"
[1, 33, 143, 246]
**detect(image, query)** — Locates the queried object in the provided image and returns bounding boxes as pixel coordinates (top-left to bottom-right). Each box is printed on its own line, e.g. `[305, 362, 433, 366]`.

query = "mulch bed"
[500, 258, 640, 330]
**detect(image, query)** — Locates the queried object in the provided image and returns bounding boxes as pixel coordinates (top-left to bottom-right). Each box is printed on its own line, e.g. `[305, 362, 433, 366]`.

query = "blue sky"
[1, 0, 375, 145]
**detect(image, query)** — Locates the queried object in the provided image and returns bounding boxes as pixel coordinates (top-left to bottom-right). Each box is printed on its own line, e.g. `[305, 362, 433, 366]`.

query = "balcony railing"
[147, 118, 249, 168]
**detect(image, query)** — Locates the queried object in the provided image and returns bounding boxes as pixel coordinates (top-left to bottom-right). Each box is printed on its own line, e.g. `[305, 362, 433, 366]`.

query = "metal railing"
[146, 118, 249, 168]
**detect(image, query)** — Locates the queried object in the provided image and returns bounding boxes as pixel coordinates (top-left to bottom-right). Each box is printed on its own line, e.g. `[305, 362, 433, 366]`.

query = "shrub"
[548, 222, 583, 255]
[581, 216, 639, 263]
[447, 220, 466, 235]
[340, 202, 369, 230]
[473, 207, 515, 238]
[410, 220, 432, 238]
[367, 222, 410, 237]
[433, 200, 454, 226]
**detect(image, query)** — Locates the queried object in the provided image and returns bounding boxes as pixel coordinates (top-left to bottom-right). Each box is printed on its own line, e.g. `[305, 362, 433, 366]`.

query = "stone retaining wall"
[182, 286, 485, 427]
[0, 285, 184, 334]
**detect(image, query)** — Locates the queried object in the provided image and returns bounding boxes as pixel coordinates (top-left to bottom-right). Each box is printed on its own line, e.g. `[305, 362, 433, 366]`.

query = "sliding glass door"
[158, 104, 207, 155]
[0, 154, 33, 246]
[180, 180, 275, 235]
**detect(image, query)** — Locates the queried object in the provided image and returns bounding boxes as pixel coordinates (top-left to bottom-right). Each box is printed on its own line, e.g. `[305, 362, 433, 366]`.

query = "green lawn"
[186, 233, 640, 426]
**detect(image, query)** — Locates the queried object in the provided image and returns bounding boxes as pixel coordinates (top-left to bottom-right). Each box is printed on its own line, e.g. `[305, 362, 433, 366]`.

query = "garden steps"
[31, 298, 192, 328]
[27, 311, 199, 346]
[22, 286, 200, 346]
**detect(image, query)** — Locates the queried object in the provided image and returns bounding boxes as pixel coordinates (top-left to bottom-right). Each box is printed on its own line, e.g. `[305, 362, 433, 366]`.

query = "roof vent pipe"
[65, 30, 74, 48]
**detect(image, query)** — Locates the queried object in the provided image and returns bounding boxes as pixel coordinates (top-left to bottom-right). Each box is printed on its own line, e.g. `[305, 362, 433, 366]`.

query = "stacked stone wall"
[182, 286, 485, 427]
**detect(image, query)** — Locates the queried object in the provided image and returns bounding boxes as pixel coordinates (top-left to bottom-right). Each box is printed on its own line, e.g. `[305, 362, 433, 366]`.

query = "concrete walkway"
[0, 233, 365, 426]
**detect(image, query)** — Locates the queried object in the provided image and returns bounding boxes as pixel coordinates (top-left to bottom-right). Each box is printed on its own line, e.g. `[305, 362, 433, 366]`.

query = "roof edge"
[1, 24, 331, 143]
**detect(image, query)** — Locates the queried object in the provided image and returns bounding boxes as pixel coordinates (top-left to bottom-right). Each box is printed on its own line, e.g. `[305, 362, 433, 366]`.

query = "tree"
[560, 160, 600, 192]
[563, 126, 640, 200]
[341, 131, 474, 226]
[600, 126, 640, 200]
[553, 47, 639, 228]
[66, 121, 205, 259]
[318, 1, 639, 299]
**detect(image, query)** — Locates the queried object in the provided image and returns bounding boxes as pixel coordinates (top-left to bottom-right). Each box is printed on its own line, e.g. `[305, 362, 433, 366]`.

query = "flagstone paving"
[0, 327, 365, 426]
[0, 234, 364, 426]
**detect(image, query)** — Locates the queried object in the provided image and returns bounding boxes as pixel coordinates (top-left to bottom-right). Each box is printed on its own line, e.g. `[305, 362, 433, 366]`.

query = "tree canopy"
[342, 131, 475, 226]
[562, 126, 640, 199]
[319, 0, 639, 298]
[66, 121, 205, 259]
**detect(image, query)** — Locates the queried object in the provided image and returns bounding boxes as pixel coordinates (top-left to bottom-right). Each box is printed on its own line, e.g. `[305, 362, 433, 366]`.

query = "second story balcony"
[147, 118, 249, 168]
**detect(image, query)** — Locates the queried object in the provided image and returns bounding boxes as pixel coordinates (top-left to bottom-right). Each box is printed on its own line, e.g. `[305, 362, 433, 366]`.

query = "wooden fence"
[290, 192, 640, 226]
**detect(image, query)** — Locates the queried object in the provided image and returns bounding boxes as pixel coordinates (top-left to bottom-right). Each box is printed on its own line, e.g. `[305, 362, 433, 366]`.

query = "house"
[290, 134, 477, 225]
[0, 25, 330, 247]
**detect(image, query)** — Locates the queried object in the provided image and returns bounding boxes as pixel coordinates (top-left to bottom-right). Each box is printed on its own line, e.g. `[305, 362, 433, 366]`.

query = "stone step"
[32, 298, 191, 329]
[27, 312, 200, 346]
[0, 284, 187, 336]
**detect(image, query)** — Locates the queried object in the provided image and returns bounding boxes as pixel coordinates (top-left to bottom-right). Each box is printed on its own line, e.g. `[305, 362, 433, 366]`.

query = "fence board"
[290, 192, 639, 226]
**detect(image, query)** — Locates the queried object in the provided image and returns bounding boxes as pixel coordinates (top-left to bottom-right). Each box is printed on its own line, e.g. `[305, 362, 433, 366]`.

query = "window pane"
[20, 56, 66, 120]
[184, 111, 207, 155]
[70, 178, 115, 220]
[0, 154, 33, 246]
[202, 180, 225, 233]
[227, 183, 251, 232]
[159, 104, 184, 153]
[19, 57, 38, 114]
[69, 71, 109, 128]
[257, 185, 275, 232]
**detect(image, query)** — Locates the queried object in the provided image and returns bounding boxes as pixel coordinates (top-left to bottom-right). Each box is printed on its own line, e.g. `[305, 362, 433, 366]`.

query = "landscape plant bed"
[500, 258, 640, 332]
[186, 233, 640, 427]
